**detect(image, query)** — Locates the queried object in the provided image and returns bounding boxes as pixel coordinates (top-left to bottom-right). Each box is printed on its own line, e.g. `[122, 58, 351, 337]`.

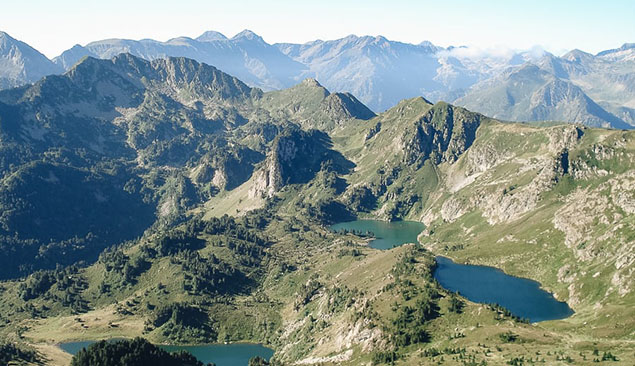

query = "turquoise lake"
[330, 219, 425, 250]
[331, 219, 573, 322]
[59, 340, 274, 366]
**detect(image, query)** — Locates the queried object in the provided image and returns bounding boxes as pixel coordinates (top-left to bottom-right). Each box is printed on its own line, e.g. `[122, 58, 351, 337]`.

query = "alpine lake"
[59, 341, 274, 366]
[330, 220, 573, 323]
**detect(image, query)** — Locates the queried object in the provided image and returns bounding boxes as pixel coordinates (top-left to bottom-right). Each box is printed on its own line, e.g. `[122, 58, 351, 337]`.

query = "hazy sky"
[2, 0, 633, 58]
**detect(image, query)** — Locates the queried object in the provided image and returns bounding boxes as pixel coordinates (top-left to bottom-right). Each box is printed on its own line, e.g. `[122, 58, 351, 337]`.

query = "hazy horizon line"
[4, 27, 630, 60]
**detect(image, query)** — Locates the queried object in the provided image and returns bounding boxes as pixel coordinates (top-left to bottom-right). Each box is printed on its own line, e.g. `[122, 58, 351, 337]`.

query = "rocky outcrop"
[554, 170, 635, 261]
[401, 102, 481, 167]
[364, 122, 381, 141]
[250, 154, 284, 198]
[250, 129, 350, 197]
[441, 155, 564, 225]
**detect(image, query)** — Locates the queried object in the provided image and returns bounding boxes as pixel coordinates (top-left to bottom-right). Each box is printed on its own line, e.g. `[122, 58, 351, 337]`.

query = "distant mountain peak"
[52, 44, 97, 70]
[342, 34, 360, 42]
[561, 49, 594, 63]
[196, 30, 228, 42]
[0, 30, 63, 88]
[232, 29, 264, 43]
[596, 43, 635, 56]
[0, 30, 18, 47]
[166, 36, 194, 43]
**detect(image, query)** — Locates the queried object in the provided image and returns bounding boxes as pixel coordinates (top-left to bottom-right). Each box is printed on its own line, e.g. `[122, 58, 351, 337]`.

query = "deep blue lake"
[433, 256, 573, 322]
[59, 340, 274, 366]
[330, 220, 425, 250]
[331, 219, 573, 322]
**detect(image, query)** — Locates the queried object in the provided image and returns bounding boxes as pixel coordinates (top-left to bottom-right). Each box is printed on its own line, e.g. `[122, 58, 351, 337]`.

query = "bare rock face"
[466, 142, 509, 174]
[249, 135, 296, 198]
[440, 153, 565, 225]
[249, 129, 340, 198]
[191, 162, 215, 185]
[436, 124, 588, 225]
[211, 169, 228, 189]
[192, 148, 263, 192]
[440, 196, 470, 222]
[551, 169, 634, 299]
[250, 155, 284, 198]
[547, 125, 584, 154]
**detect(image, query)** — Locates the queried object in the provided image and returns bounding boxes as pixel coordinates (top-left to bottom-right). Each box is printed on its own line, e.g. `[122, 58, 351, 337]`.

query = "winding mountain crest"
[53, 30, 307, 91]
[0, 30, 634, 128]
[596, 42, 635, 57]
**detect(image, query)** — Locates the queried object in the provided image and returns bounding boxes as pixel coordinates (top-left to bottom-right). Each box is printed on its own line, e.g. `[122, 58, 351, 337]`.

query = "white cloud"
[437, 45, 548, 61]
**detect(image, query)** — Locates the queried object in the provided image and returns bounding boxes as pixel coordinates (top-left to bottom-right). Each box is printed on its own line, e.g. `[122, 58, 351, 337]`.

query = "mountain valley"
[0, 52, 632, 365]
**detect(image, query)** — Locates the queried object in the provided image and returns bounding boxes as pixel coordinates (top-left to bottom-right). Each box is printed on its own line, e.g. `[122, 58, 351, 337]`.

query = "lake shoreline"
[433, 256, 574, 323]
[330, 219, 573, 323]
[433, 254, 572, 310]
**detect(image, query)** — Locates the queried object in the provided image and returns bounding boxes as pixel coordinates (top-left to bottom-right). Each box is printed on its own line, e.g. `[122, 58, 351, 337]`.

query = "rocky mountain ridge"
[0, 53, 370, 279]
[0, 31, 62, 89]
[1, 29, 633, 128]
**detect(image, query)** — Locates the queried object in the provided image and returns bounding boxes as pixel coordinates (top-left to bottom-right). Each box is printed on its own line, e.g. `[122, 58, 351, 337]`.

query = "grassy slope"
[1, 97, 633, 365]
[328, 104, 635, 363]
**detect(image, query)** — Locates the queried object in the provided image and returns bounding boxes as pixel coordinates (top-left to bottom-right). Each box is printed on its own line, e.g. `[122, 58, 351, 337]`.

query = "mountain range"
[0, 53, 371, 278]
[0, 51, 632, 365]
[0, 30, 633, 129]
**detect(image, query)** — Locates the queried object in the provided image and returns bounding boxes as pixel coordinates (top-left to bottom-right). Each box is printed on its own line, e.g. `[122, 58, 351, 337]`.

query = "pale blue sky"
[2, 0, 633, 58]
